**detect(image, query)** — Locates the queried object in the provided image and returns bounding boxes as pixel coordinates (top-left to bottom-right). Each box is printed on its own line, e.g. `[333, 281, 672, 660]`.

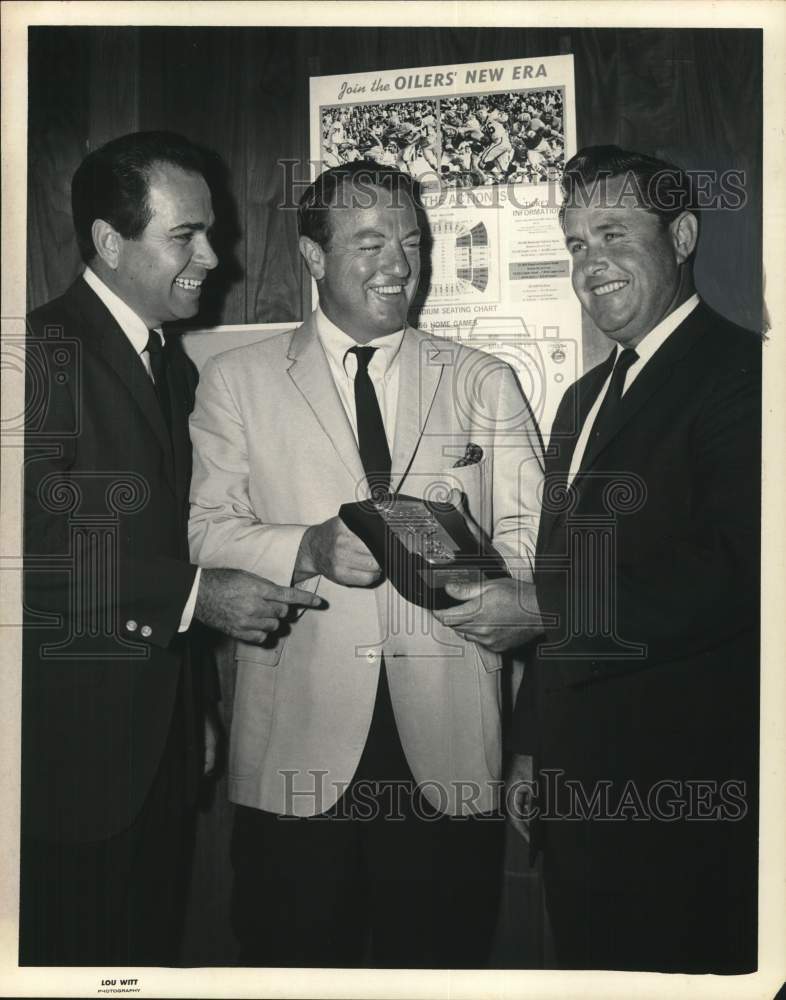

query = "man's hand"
[507, 752, 535, 844]
[194, 567, 324, 644]
[433, 577, 544, 653]
[294, 516, 381, 587]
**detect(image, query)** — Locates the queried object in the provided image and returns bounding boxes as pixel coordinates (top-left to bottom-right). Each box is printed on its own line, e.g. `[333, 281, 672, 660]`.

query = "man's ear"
[92, 219, 122, 270]
[299, 235, 326, 281]
[670, 211, 699, 265]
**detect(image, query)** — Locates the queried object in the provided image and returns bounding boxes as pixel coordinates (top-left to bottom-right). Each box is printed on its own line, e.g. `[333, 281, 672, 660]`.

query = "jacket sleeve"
[23, 328, 197, 652]
[188, 356, 309, 585]
[613, 353, 760, 661]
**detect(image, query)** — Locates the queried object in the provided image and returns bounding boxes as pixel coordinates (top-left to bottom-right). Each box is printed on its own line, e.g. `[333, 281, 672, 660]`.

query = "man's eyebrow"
[595, 219, 629, 230]
[564, 218, 630, 241]
[350, 226, 422, 240]
[169, 221, 209, 233]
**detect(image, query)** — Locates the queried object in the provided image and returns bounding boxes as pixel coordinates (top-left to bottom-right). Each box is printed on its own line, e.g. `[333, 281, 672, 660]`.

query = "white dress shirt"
[314, 305, 404, 447]
[83, 266, 163, 373]
[568, 294, 700, 484]
[82, 267, 200, 631]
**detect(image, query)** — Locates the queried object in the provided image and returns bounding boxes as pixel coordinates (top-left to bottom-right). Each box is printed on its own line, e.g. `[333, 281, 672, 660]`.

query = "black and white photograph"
[1, 3, 784, 999]
[439, 88, 566, 186]
[319, 100, 442, 180]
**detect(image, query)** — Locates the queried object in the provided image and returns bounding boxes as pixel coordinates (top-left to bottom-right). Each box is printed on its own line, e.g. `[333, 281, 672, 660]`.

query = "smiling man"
[21, 132, 322, 966]
[188, 160, 544, 968]
[508, 145, 762, 973]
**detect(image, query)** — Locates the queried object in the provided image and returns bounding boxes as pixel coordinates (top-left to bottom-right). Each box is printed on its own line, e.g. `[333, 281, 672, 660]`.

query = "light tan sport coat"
[189, 316, 544, 815]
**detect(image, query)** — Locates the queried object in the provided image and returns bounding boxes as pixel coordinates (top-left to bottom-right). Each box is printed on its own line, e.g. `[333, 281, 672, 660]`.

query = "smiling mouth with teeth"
[371, 284, 405, 296]
[174, 277, 203, 290]
[591, 280, 629, 296]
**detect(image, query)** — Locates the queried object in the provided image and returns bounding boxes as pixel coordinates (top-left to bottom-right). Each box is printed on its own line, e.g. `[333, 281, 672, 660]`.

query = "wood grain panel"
[88, 27, 139, 150]
[26, 29, 90, 310]
[138, 28, 247, 327]
[244, 28, 307, 324]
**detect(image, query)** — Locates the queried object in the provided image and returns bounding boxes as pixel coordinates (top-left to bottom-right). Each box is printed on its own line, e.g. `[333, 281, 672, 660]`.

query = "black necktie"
[350, 346, 391, 499]
[580, 347, 638, 471]
[145, 329, 171, 432]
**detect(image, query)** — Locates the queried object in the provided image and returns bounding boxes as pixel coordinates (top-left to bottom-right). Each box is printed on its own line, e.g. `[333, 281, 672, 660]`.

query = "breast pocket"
[441, 457, 491, 533]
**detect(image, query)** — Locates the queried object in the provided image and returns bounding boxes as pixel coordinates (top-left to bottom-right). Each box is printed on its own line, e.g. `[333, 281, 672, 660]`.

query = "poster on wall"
[309, 54, 582, 436]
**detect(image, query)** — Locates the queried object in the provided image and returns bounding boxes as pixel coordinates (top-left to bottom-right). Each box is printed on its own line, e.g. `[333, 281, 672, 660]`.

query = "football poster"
[309, 54, 582, 435]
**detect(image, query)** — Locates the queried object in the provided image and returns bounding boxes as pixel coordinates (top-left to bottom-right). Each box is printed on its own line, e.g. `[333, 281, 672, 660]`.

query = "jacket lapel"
[575, 304, 711, 481]
[540, 351, 615, 550]
[553, 350, 614, 477]
[391, 328, 443, 492]
[286, 316, 366, 487]
[69, 279, 176, 493]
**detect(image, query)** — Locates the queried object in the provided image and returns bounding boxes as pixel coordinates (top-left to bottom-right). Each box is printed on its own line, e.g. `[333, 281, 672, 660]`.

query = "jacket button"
[125, 620, 138, 632]
[141, 625, 152, 638]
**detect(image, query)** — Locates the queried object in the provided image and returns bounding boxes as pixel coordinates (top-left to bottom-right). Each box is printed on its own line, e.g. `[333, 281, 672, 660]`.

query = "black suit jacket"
[23, 277, 208, 842]
[512, 302, 761, 893]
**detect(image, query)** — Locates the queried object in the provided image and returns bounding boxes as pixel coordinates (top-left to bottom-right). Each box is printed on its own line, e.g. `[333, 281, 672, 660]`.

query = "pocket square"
[453, 443, 483, 467]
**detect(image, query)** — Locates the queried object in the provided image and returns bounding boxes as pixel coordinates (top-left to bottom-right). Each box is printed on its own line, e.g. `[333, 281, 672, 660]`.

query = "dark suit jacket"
[23, 277, 207, 843]
[512, 302, 761, 901]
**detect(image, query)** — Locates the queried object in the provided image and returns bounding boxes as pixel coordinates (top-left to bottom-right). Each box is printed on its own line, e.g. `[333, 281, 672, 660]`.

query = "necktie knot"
[578, 347, 639, 474]
[605, 347, 639, 401]
[146, 329, 163, 357]
[350, 345, 376, 374]
[615, 347, 639, 375]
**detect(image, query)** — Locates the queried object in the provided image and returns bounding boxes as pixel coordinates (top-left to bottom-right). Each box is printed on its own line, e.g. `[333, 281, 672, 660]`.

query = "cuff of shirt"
[178, 566, 202, 633]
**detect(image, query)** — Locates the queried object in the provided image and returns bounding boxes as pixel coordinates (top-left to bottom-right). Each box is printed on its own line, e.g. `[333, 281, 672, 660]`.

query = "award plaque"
[339, 493, 509, 609]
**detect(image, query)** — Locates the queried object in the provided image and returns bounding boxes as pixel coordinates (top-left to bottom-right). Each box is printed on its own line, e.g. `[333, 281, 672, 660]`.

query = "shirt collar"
[315, 305, 404, 378]
[619, 293, 700, 366]
[82, 266, 163, 354]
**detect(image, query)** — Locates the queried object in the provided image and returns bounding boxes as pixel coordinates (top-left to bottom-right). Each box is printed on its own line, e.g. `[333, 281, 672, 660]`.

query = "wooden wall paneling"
[26, 28, 91, 310]
[245, 29, 307, 324]
[87, 27, 139, 151]
[689, 31, 762, 330]
[603, 28, 762, 330]
[138, 28, 247, 326]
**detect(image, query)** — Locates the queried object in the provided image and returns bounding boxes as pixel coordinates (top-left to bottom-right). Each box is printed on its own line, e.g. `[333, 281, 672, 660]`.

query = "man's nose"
[193, 234, 219, 270]
[584, 244, 609, 275]
[381, 241, 410, 277]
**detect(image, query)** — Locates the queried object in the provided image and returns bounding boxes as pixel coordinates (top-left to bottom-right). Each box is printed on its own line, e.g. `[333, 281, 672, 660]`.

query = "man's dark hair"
[298, 160, 422, 249]
[71, 131, 209, 264]
[559, 144, 701, 244]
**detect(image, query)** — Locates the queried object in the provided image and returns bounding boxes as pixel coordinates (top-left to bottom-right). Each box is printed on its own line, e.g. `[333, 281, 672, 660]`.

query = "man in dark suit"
[21, 131, 323, 966]
[494, 145, 760, 973]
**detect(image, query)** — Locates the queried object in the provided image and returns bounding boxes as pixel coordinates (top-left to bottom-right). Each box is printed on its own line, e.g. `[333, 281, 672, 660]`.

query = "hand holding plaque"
[338, 490, 509, 610]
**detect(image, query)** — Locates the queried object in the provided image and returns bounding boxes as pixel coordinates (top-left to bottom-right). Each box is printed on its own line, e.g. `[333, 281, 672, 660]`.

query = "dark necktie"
[145, 329, 171, 432]
[580, 347, 639, 471]
[350, 346, 391, 499]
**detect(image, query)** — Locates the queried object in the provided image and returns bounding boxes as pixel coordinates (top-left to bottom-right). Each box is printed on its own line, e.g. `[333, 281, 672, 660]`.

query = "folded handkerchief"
[453, 443, 483, 467]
